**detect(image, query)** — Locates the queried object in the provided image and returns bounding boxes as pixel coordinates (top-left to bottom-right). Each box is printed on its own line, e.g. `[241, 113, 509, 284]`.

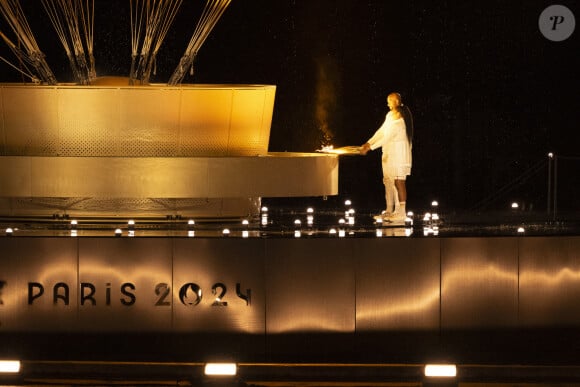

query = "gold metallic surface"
[1, 237, 580, 334]
[0, 84, 276, 157]
[440, 238, 519, 329]
[265, 239, 356, 333]
[0, 154, 339, 198]
[172, 239, 265, 333]
[519, 237, 580, 326]
[0, 238, 78, 331]
[77, 238, 174, 332]
[0, 84, 341, 218]
[355, 239, 440, 331]
[441, 238, 519, 329]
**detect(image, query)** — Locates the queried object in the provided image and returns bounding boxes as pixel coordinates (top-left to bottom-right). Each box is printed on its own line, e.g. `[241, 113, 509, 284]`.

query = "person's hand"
[360, 143, 371, 155]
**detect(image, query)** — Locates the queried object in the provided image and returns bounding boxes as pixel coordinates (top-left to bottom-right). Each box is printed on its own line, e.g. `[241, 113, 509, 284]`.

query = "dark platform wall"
[1, 236, 580, 365]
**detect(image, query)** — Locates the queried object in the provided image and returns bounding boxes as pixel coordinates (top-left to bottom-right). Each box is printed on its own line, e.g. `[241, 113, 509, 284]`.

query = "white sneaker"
[373, 211, 393, 222]
[384, 210, 406, 223]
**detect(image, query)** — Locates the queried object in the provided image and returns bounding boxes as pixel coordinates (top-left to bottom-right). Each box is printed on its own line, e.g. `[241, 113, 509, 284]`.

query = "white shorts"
[381, 154, 411, 181]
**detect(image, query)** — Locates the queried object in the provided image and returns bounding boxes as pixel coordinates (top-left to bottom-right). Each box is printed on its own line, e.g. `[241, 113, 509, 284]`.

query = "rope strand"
[0, 0, 57, 84]
[168, 0, 231, 85]
[130, 0, 182, 84]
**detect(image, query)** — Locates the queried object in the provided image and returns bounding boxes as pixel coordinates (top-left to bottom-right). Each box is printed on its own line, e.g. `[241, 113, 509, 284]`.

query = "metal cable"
[40, 0, 94, 84]
[0, 0, 57, 84]
[129, 0, 182, 85]
[167, 0, 231, 85]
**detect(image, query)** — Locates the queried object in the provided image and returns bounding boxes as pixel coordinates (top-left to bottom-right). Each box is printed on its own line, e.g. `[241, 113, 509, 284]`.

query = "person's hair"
[400, 105, 413, 145]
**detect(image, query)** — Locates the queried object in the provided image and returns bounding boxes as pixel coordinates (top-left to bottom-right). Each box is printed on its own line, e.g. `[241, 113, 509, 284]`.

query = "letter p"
[550, 15, 565, 30]
[28, 282, 44, 305]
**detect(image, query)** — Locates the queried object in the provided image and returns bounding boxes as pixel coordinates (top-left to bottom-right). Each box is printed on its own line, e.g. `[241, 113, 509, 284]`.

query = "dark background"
[1, 0, 578, 215]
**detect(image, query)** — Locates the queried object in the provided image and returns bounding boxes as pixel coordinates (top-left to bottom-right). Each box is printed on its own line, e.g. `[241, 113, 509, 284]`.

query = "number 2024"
[155, 282, 251, 307]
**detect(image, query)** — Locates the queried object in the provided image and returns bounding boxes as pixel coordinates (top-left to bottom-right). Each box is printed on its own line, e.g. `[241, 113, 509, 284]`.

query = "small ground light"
[222, 228, 230, 236]
[328, 228, 337, 236]
[338, 219, 346, 237]
[204, 363, 237, 376]
[344, 200, 352, 217]
[518, 227, 525, 234]
[548, 152, 554, 158]
[5, 227, 13, 236]
[115, 228, 122, 237]
[242, 219, 249, 238]
[261, 207, 268, 226]
[431, 200, 439, 207]
[128, 221, 135, 236]
[306, 207, 314, 225]
[70, 219, 78, 229]
[424, 364, 457, 377]
[511, 202, 519, 209]
[294, 219, 302, 238]
[347, 208, 355, 225]
[0, 360, 21, 373]
[375, 219, 383, 237]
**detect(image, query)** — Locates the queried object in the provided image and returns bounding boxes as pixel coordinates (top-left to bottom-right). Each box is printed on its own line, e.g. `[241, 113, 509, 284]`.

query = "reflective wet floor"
[1, 201, 578, 238]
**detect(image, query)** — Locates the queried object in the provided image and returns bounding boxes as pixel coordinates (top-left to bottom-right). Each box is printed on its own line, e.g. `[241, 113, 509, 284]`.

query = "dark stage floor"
[1, 199, 579, 238]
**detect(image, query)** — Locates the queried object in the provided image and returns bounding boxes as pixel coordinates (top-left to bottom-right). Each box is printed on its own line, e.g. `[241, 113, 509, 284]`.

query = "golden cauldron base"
[0, 153, 338, 218]
[0, 84, 338, 218]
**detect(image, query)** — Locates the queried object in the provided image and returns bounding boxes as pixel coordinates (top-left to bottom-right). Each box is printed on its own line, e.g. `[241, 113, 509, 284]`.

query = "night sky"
[1, 1, 579, 214]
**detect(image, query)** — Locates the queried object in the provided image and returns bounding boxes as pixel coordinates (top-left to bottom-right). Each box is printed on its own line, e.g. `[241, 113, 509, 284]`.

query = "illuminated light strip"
[204, 363, 237, 376]
[0, 360, 21, 373]
[424, 364, 457, 377]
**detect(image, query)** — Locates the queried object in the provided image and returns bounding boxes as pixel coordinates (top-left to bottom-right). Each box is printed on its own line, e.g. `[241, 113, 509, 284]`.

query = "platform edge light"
[204, 362, 237, 376]
[0, 360, 21, 373]
[424, 364, 457, 377]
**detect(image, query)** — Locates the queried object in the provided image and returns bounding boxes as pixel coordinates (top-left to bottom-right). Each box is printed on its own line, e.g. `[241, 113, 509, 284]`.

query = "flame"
[316, 145, 362, 155]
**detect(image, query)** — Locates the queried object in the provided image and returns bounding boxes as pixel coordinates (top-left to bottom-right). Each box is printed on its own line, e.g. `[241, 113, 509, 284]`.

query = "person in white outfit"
[360, 92, 413, 221]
